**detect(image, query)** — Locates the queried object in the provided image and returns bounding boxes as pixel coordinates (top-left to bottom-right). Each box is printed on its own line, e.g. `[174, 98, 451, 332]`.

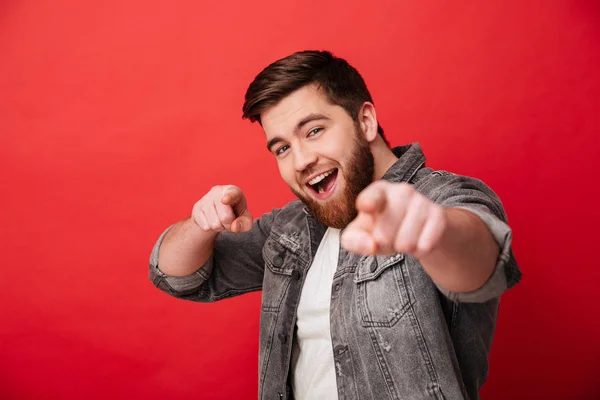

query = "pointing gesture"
[341, 181, 447, 257]
[192, 185, 253, 234]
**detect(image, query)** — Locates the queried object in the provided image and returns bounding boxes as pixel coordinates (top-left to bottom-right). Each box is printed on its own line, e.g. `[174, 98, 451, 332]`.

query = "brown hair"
[242, 50, 388, 145]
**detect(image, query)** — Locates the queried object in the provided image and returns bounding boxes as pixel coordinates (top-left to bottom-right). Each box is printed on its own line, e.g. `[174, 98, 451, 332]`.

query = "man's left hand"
[341, 181, 447, 257]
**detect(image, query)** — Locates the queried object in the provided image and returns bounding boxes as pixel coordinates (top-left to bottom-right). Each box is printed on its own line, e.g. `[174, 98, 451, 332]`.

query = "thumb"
[220, 185, 253, 233]
[231, 210, 253, 233]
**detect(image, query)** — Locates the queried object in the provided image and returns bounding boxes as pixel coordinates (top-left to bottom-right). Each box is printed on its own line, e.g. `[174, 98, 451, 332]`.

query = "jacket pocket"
[261, 235, 297, 313]
[354, 253, 414, 328]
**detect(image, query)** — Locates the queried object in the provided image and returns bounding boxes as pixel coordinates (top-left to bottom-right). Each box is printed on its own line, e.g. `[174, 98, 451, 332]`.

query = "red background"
[1, 1, 599, 399]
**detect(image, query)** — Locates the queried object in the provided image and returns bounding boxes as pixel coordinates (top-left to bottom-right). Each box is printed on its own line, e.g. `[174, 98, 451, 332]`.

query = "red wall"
[1, 1, 599, 399]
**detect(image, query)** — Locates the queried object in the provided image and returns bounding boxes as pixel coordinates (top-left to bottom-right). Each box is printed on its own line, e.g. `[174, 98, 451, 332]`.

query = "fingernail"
[237, 221, 243, 232]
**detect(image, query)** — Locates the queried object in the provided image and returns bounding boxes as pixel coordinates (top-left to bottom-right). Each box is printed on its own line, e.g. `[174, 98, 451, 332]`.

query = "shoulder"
[410, 167, 507, 222]
[411, 167, 496, 199]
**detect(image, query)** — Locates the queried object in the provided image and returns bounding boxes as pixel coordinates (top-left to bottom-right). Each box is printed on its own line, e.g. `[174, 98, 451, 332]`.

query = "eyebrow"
[266, 113, 331, 152]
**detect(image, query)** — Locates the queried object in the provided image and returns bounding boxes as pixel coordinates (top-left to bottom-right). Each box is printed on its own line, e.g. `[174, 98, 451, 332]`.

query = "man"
[149, 50, 521, 400]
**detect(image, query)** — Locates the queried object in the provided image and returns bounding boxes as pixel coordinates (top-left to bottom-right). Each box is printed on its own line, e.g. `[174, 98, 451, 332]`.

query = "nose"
[293, 143, 317, 173]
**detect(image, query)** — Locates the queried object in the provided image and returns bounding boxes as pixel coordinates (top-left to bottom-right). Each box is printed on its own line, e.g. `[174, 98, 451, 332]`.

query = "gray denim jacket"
[149, 143, 521, 400]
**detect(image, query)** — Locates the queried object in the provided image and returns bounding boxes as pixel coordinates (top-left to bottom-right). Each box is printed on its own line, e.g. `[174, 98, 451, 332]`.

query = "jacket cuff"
[436, 206, 521, 303]
[148, 225, 211, 293]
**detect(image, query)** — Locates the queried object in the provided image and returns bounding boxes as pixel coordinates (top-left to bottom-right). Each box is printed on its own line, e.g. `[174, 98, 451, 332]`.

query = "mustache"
[298, 165, 339, 182]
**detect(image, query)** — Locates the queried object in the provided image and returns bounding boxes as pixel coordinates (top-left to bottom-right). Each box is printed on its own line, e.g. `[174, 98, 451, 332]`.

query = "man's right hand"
[191, 185, 253, 234]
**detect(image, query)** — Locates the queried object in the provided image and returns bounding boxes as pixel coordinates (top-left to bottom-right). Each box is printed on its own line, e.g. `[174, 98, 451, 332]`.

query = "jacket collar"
[381, 142, 427, 183]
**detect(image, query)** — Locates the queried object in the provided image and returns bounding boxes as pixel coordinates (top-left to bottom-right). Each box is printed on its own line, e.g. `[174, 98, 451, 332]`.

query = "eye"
[308, 127, 322, 137]
[275, 145, 290, 156]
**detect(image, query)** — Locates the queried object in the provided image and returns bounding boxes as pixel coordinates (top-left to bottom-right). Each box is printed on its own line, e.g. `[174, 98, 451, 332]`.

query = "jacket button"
[370, 258, 378, 273]
[334, 345, 348, 356]
[291, 269, 301, 280]
[273, 255, 284, 267]
[278, 332, 287, 344]
[334, 282, 342, 291]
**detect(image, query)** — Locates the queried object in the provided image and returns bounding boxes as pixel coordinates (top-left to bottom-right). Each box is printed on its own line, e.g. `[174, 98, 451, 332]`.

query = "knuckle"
[393, 240, 406, 253]
[198, 197, 211, 208]
[194, 197, 207, 209]
[373, 231, 389, 247]
[208, 187, 218, 196]
[404, 241, 417, 253]
[394, 236, 412, 253]
[220, 214, 234, 225]
[381, 238, 393, 250]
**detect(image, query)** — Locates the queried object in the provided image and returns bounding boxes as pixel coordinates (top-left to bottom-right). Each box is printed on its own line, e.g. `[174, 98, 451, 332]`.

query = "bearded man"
[149, 50, 521, 400]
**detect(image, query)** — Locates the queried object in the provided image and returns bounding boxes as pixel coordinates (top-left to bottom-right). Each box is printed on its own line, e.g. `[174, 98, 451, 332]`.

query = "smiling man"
[149, 50, 521, 400]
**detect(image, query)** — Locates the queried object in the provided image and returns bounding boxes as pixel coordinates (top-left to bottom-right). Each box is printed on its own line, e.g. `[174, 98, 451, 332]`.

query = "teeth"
[308, 170, 333, 185]
[318, 187, 324, 194]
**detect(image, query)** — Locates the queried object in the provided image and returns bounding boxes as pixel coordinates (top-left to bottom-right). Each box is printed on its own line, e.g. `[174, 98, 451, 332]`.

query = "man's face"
[261, 85, 374, 228]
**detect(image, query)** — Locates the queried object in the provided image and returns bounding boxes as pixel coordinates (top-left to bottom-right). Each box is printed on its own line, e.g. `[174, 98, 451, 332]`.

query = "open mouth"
[306, 168, 338, 199]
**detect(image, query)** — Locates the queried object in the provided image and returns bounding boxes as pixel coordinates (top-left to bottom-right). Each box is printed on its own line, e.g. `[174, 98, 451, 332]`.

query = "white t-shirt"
[291, 227, 340, 400]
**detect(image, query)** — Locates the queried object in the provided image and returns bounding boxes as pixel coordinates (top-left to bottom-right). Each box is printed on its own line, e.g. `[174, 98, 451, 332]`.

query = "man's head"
[242, 50, 386, 228]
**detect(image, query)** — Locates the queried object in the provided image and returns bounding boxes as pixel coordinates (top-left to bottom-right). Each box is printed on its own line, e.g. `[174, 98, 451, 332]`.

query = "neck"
[371, 140, 398, 180]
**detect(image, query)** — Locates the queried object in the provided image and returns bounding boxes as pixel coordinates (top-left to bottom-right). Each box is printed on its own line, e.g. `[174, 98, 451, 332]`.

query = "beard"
[290, 124, 375, 229]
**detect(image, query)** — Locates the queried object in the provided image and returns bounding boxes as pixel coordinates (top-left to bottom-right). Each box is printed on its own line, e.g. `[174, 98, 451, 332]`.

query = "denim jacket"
[149, 143, 521, 400]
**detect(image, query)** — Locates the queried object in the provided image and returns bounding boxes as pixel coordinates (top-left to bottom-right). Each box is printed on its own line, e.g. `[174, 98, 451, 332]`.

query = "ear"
[358, 102, 378, 143]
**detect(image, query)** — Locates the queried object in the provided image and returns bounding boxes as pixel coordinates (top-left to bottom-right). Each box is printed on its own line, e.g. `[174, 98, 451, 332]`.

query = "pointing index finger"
[221, 185, 242, 205]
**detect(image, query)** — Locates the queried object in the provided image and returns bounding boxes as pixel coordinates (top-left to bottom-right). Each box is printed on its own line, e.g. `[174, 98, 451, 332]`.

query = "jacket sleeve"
[148, 209, 278, 302]
[420, 171, 522, 303]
